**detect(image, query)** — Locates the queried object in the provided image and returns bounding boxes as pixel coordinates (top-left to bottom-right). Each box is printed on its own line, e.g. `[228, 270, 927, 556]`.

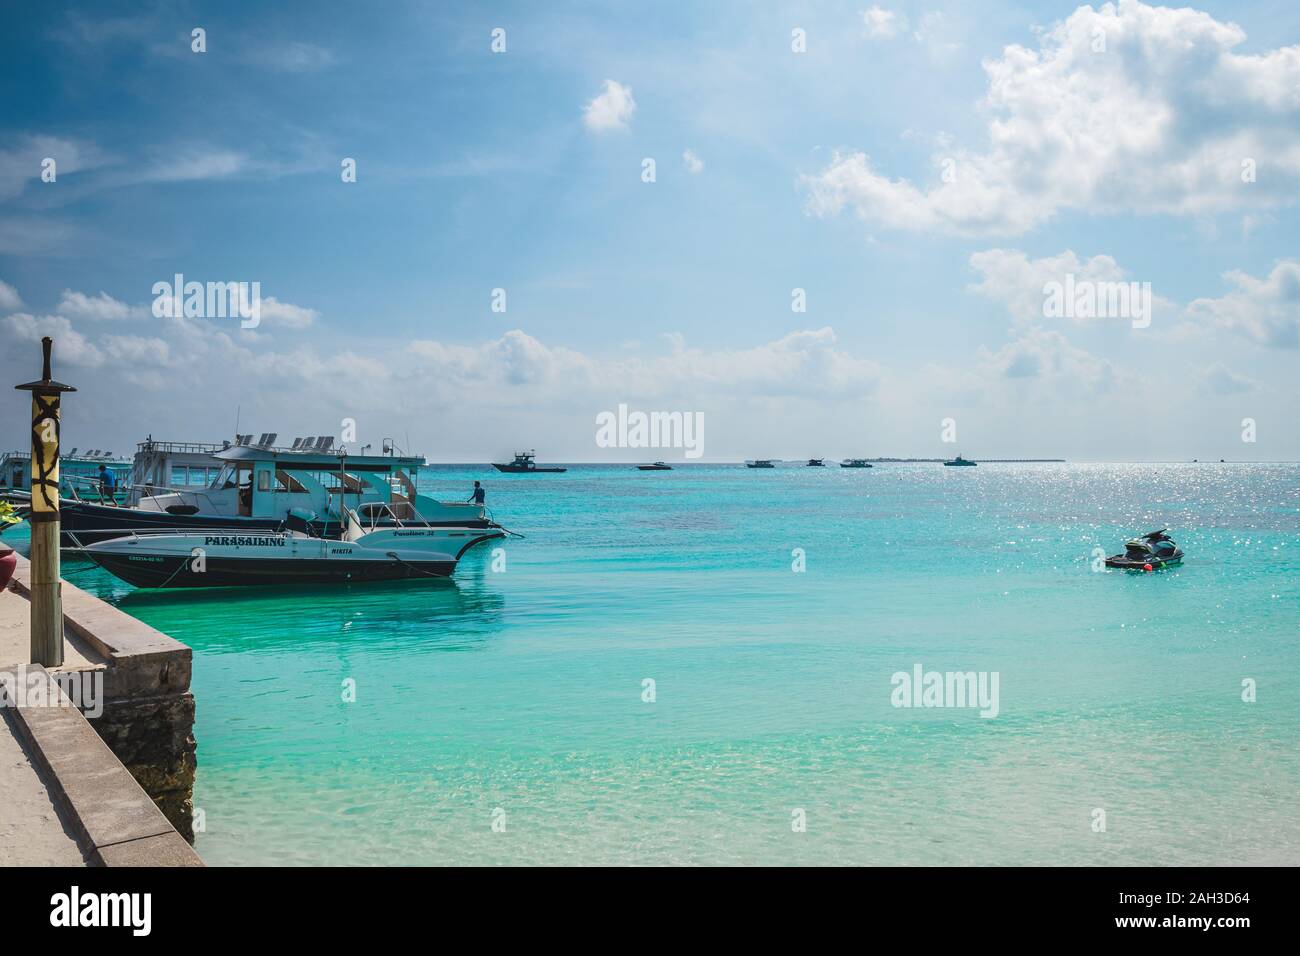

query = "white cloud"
[409, 326, 880, 400]
[5, 314, 104, 368]
[258, 296, 318, 329]
[140, 150, 247, 183]
[0, 279, 21, 311]
[101, 335, 172, 365]
[1198, 361, 1257, 395]
[975, 327, 1120, 393]
[682, 149, 704, 174]
[969, 247, 1183, 333]
[968, 248, 1127, 323]
[245, 41, 336, 74]
[0, 135, 106, 199]
[1186, 260, 1300, 349]
[863, 6, 905, 39]
[583, 80, 636, 132]
[912, 11, 962, 60]
[3, 301, 1294, 459]
[803, 1, 1300, 235]
[57, 289, 135, 321]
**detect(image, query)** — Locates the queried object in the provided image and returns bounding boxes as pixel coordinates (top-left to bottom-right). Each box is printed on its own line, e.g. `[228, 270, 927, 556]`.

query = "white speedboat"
[81, 509, 494, 589]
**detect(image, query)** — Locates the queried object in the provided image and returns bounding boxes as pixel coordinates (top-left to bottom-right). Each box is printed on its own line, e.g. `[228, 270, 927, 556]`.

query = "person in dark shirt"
[468, 480, 486, 505]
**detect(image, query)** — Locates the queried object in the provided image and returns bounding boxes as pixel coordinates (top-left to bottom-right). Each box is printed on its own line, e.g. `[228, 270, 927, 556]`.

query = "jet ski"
[1104, 529, 1184, 570]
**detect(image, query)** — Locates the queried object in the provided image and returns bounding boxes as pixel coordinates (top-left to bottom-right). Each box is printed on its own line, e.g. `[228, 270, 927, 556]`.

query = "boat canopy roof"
[213, 446, 423, 473]
[2, 450, 130, 466]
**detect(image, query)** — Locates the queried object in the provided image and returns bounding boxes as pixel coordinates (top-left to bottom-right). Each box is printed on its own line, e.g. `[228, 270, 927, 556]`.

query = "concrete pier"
[1, 554, 200, 865]
[0, 704, 87, 866]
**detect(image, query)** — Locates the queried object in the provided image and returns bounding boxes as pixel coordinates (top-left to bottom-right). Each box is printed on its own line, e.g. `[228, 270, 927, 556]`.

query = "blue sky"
[2, 0, 1298, 461]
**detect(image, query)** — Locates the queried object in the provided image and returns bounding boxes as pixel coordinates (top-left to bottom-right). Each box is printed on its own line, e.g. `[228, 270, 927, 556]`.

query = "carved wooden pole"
[15, 337, 76, 666]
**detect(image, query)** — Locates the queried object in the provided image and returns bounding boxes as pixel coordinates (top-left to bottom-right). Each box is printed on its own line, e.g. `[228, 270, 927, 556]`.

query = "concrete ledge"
[9, 553, 191, 699]
[95, 831, 203, 867]
[7, 665, 202, 867]
[7, 552, 198, 839]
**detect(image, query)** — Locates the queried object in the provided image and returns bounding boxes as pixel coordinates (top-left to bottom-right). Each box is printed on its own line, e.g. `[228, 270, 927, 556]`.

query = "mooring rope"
[385, 552, 450, 578]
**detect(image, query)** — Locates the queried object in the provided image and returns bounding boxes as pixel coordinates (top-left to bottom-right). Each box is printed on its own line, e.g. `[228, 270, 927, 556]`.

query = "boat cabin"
[0, 449, 131, 500]
[134, 443, 484, 527]
[130, 437, 230, 500]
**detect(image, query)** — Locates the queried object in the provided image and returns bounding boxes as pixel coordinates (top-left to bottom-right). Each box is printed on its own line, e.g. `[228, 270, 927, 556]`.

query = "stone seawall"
[8, 554, 197, 841]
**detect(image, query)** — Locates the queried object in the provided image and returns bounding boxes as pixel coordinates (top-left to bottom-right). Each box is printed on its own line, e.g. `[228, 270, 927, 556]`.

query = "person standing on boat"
[98, 464, 118, 506]
[468, 481, 486, 505]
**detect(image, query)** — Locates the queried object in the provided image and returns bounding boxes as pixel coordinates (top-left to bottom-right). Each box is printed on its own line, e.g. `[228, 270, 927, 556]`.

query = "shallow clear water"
[23, 462, 1300, 865]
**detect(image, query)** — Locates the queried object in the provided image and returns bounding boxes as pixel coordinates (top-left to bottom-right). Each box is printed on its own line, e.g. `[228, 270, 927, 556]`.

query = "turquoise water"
[18, 462, 1300, 865]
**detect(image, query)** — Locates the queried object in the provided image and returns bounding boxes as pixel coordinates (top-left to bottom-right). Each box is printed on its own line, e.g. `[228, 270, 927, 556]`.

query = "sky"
[1, 0, 1298, 462]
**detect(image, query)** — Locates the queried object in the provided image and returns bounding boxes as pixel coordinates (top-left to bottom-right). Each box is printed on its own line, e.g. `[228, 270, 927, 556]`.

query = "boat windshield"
[213, 463, 237, 489]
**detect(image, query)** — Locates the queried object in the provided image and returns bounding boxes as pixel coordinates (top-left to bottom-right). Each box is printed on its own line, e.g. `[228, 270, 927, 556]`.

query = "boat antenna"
[234, 404, 241, 443]
[338, 448, 348, 514]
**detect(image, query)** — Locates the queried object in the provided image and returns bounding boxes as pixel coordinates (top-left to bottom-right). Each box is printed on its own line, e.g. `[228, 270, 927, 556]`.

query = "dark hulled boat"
[492, 450, 566, 473]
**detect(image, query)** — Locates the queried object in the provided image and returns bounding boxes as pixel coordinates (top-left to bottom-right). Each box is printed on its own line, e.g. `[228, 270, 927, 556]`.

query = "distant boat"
[806, 458, 825, 467]
[746, 460, 776, 469]
[492, 450, 567, 473]
[943, 455, 977, 467]
[840, 458, 873, 468]
[637, 462, 672, 471]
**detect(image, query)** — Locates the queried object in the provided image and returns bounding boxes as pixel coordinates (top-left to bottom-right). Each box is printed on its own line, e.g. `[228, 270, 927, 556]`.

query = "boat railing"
[134, 482, 227, 513]
[62, 474, 131, 506]
[136, 439, 229, 455]
[345, 496, 454, 535]
[64, 475, 226, 514]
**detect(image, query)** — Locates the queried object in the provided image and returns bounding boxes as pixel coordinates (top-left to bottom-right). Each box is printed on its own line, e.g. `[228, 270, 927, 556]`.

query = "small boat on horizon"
[806, 458, 825, 467]
[637, 462, 672, 471]
[746, 460, 776, 469]
[943, 456, 977, 467]
[840, 458, 873, 468]
[492, 450, 567, 473]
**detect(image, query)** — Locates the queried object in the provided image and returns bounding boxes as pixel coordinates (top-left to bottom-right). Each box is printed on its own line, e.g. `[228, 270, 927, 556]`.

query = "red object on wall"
[0, 547, 16, 590]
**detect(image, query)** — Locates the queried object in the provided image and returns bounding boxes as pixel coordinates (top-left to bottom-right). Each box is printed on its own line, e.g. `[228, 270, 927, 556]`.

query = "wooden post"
[15, 337, 76, 667]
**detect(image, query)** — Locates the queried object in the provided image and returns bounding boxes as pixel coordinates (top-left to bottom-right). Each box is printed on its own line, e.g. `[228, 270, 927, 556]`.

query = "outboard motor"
[286, 507, 315, 535]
